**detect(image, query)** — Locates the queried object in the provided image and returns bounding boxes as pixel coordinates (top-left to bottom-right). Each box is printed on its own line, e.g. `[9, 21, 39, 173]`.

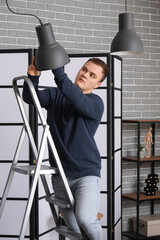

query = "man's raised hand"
[27, 57, 41, 76]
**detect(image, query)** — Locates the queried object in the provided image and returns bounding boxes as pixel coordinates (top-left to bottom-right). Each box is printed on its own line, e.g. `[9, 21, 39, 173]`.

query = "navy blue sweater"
[23, 67, 104, 178]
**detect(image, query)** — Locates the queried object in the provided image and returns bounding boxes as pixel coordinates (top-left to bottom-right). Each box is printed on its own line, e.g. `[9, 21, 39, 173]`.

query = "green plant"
[139, 144, 144, 152]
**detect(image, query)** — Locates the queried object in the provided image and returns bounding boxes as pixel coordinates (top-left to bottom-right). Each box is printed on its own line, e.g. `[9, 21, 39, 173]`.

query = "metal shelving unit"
[122, 119, 160, 240]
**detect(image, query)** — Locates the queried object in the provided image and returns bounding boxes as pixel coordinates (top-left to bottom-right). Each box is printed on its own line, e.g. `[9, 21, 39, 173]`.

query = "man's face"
[74, 61, 103, 94]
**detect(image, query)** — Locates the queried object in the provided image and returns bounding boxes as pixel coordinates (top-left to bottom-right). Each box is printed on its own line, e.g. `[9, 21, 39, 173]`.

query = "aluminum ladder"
[0, 76, 82, 240]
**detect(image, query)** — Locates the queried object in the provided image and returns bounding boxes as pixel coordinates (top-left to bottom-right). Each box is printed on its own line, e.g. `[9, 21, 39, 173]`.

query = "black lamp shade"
[111, 13, 144, 55]
[35, 23, 70, 71]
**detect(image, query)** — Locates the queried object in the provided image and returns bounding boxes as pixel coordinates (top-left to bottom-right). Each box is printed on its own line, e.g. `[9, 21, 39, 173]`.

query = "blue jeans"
[51, 175, 102, 240]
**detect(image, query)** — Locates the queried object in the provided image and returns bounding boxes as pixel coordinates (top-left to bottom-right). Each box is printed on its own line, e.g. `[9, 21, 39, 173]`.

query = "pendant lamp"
[110, 0, 144, 55]
[35, 23, 70, 71]
[5, 0, 70, 71]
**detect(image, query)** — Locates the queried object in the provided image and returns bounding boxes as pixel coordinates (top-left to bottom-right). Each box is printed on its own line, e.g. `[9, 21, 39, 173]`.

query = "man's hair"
[86, 58, 109, 82]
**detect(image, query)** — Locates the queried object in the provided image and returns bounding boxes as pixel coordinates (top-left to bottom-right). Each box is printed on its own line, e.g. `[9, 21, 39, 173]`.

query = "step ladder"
[0, 75, 82, 240]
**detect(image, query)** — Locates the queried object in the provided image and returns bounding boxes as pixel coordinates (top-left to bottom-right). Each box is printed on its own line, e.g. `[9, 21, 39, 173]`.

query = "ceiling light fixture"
[5, 0, 70, 71]
[110, 0, 144, 56]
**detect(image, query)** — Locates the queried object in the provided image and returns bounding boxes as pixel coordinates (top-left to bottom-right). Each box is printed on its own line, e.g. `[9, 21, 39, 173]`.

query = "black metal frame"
[112, 55, 123, 239]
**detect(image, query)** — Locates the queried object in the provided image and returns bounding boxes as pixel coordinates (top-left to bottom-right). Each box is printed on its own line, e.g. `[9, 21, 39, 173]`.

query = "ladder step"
[11, 165, 58, 175]
[45, 195, 71, 208]
[55, 226, 83, 240]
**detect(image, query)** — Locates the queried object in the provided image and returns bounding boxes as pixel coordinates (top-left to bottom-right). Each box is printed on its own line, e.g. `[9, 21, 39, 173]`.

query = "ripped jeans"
[51, 175, 102, 240]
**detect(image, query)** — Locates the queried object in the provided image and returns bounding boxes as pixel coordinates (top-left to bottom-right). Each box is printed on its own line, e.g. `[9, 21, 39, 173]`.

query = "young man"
[23, 57, 108, 240]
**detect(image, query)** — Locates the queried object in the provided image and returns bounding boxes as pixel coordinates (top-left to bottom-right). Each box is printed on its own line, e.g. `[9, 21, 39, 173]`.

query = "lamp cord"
[5, 0, 43, 25]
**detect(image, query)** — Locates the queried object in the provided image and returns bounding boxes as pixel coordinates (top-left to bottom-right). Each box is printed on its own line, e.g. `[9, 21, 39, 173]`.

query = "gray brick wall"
[1, 0, 160, 239]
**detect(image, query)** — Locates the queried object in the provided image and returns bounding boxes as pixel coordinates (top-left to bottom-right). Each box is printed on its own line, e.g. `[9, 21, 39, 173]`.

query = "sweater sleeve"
[22, 75, 51, 109]
[52, 68, 104, 121]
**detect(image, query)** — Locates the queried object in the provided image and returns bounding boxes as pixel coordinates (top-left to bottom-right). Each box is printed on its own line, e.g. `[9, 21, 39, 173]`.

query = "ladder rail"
[19, 125, 49, 240]
[0, 75, 82, 240]
[12, 77, 38, 159]
[0, 75, 78, 240]
[13, 76, 74, 207]
[11, 76, 66, 240]
[40, 174, 60, 225]
[12, 77, 62, 239]
[12, 76, 75, 206]
[12, 77, 59, 216]
[47, 131, 75, 206]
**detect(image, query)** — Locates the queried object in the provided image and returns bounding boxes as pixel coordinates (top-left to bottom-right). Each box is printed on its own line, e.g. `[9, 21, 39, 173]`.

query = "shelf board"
[123, 231, 160, 239]
[122, 119, 160, 123]
[123, 191, 160, 201]
[122, 155, 160, 162]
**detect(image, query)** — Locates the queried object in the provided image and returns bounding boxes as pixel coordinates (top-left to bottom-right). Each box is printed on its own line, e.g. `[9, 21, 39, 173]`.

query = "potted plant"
[139, 144, 145, 158]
